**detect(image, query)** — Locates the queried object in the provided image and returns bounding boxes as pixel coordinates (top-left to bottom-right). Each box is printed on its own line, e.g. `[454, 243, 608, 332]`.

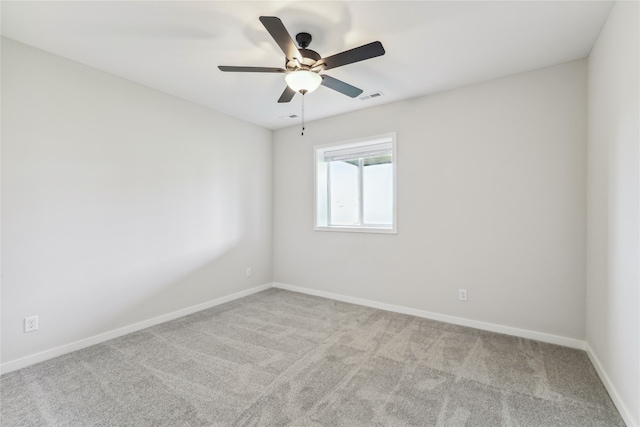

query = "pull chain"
[301, 92, 305, 136]
[298, 88, 308, 136]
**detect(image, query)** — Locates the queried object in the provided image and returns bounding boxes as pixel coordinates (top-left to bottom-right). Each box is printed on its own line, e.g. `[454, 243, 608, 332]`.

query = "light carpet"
[0, 288, 624, 426]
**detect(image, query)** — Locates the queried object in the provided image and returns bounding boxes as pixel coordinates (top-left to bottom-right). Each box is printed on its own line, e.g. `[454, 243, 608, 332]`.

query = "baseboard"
[586, 343, 638, 427]
[273, 282, 586, 350]
[0, 283, 273, 375]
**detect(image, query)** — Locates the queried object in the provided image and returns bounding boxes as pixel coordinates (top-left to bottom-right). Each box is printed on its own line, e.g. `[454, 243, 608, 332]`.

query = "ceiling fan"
[218, 16, 385, 103]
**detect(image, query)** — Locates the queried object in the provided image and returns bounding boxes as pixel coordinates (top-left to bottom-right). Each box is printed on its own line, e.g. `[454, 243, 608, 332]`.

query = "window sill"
[314, 225, 397, 235]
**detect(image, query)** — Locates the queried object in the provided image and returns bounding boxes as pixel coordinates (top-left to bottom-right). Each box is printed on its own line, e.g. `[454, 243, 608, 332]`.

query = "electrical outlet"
[459, 289, 467, 302]
[246, 268, 252, 277]
[24, 315, 38, 332]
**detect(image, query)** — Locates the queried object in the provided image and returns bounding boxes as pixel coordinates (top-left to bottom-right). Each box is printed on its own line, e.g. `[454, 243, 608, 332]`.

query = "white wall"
[1, 38, 273, 366]
[273, 60, 587, 342]
[586, 1, 640, 425]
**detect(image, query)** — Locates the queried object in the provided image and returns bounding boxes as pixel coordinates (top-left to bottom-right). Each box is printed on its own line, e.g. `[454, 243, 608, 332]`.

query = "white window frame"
[314, 132, 397, 234]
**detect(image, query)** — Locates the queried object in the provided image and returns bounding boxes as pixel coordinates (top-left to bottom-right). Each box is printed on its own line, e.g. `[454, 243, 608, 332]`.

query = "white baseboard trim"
[0, 283, 273, 375]
[273, 282, 586, 350]
[586, 343, 638, 427]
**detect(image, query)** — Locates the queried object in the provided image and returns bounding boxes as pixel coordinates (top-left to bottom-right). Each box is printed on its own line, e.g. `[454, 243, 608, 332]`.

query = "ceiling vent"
[360, 92, 384, 101]
[279, 114, 299, 120]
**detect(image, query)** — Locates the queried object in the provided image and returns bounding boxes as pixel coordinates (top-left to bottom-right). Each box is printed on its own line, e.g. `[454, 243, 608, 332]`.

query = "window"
[315, 133, 396, 233]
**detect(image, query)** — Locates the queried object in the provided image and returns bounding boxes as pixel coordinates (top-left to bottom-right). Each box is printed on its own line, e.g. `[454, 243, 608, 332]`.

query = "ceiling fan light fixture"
[285, 70, 322, 94]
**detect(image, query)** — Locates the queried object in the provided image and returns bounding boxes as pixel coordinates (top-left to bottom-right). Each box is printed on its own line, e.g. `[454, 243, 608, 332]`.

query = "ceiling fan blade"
[218, 66, 286, 73]
[321, 75, 363, 98]
[317, 41, 385, 70]
[278, 86, 296, 103]
[259, 16, 302, 62]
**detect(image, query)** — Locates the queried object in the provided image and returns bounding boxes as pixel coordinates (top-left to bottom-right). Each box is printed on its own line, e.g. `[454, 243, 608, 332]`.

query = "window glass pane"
[329, 160, 359, 225]
[363, 160, 393, 225]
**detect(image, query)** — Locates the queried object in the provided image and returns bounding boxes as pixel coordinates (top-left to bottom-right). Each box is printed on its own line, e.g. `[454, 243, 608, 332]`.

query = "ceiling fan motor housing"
[283, 32, 322, 71]
[287, 48, 321, 71]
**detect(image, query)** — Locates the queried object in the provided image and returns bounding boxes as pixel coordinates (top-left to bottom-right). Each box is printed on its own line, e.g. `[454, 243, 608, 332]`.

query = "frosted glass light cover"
[285, 70, 322, 93]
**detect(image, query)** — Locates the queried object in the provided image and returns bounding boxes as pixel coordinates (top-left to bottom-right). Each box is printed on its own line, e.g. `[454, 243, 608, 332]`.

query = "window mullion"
[327, 162, 332, 226]
[358, 158, 364, 226]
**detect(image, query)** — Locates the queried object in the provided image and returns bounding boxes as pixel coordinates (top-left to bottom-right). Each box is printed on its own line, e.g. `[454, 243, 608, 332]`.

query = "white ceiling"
[1, 1, 613, 130]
